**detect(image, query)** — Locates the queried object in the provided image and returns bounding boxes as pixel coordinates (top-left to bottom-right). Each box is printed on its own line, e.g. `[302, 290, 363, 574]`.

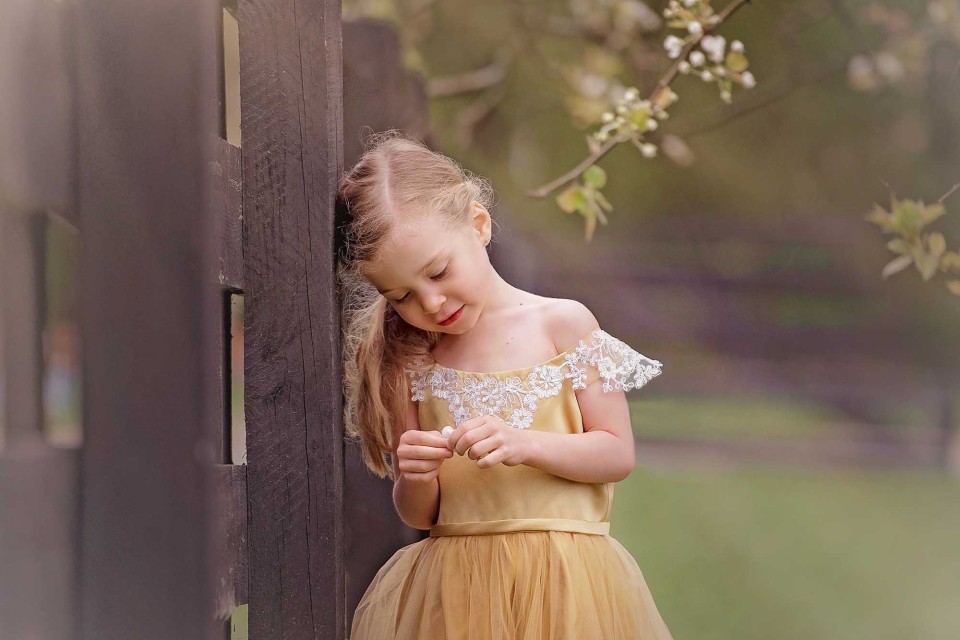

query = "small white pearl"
[441, 426, 454, 437]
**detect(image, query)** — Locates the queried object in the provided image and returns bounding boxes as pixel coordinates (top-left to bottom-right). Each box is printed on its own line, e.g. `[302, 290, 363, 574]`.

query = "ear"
[470, 202, 492, 246]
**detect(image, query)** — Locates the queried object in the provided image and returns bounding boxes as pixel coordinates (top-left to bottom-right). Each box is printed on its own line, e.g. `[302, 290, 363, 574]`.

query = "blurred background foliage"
[333, 0, 960, 637]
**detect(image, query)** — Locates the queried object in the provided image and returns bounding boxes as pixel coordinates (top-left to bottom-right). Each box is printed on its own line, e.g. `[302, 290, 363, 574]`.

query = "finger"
[466, 440, 496, 461]
[402, 430, 447, 446]
[476, 448, 505, 469]
[400, 459, 442, 473]
[451, 415, 491, 437]
[402, 444, 455, 460]
[455, 424, 494, 457]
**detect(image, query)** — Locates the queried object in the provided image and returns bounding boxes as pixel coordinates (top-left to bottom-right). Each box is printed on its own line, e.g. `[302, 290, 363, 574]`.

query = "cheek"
[457, 260, 488, 296]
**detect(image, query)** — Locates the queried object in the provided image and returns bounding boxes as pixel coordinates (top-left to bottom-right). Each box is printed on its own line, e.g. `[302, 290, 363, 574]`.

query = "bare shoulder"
[543, 298, 600, 353]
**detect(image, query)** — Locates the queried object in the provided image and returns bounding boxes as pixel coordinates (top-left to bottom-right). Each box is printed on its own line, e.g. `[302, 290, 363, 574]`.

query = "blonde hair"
[338, 130, 495, 479]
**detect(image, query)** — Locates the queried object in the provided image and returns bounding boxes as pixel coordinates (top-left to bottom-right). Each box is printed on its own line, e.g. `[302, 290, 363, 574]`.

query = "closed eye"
[394, 265, 449, 304]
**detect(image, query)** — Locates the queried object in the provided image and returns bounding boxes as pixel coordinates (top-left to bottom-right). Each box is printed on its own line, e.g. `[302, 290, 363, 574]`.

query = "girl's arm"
[521, 382, 635, 484]
[391, 395, 442, 530]
[522, 301, 636, 484]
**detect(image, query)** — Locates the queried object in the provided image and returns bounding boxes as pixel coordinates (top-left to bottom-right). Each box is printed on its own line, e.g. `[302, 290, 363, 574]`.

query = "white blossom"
[700, 35, 726, 63]
[687, 20, 703, 36]
[664, 35, 685, 59]
[678, 61, 691, 74]
[700, 69, 714, 82]
[740, 71, 756, 88]
[730, 39, 744, 53]
[689, 50, 705, 66]
[640, 143, 658, 158]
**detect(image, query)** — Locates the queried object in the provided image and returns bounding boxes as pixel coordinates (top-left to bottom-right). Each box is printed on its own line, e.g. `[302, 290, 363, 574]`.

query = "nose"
[422, 292, 446, 315]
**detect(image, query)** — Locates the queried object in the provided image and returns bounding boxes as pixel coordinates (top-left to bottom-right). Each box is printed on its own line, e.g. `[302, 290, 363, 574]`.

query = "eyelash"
[396, 266, 449, 304]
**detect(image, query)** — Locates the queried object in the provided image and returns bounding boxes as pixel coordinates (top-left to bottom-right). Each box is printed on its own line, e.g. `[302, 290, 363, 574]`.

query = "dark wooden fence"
[0, 0, 430, 638]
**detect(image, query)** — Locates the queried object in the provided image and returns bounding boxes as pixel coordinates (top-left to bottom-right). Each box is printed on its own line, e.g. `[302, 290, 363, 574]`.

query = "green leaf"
[928, 232, 946, 258]
[865, 204, 897, 232]
[725, 51, 749, 72]
[940, 251, 960, 271]
[893, 198, 925, 234]
[556, 185, 586, 214]
[583, 165, 607, 189]
[915, 251, 939, 281]
[886, 238, 911, 255]
[881, 254, 913, 279]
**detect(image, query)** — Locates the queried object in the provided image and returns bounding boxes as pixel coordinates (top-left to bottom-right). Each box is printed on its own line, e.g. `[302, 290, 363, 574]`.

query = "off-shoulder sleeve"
[564, 328, 663, 393]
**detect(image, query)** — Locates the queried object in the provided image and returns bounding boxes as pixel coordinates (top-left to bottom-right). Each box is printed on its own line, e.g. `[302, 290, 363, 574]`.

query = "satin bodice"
[405, 328, 663, 538]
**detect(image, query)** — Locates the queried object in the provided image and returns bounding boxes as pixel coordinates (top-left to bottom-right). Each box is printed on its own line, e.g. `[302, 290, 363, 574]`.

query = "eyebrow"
[378, 251, 445, 295]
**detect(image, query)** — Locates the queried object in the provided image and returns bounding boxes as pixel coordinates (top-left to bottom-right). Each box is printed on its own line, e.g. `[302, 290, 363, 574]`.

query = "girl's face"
[364, 204, 493, 334]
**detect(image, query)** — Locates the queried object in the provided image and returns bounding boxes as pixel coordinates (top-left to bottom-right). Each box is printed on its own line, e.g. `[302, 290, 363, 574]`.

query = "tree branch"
[528, 0, 756, 199]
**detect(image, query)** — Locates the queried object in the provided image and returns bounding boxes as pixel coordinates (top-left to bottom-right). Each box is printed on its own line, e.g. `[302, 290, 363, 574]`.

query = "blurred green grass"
[629, 395, 938, 441]
[611, 466, 960, 640]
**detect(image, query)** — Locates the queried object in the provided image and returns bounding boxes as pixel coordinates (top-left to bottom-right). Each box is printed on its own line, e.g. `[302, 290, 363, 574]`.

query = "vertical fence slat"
[0, 1, 81, 637]
[238, 0, 345, 637]
[0, 211, 46, 450]
[74, 0, 219, 638]
[213, 138, 244, 292]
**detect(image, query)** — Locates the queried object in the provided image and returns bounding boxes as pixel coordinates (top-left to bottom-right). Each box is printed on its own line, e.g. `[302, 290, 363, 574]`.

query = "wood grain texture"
[238, 0, 345, 636]
[213, 138, 244, 291]
[213, 463, 249, 619]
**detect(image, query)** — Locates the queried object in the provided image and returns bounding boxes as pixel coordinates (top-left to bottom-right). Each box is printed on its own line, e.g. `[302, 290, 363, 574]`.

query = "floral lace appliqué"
[406, 329, 663, 430]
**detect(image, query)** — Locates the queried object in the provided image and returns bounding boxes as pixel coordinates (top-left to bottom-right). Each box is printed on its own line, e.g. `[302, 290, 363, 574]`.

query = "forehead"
[371, 215, 460, 271]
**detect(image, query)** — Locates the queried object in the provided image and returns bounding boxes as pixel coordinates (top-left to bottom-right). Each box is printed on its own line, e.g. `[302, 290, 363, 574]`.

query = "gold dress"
[350, 328, 673, 640]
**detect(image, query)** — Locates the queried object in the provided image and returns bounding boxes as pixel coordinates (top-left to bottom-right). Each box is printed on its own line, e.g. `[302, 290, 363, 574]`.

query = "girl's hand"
[396, 429, 454, 484]
[446, 416, 530, 469]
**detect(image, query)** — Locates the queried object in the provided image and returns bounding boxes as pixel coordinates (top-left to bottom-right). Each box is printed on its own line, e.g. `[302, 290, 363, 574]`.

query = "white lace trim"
[406, 329, 663, 430]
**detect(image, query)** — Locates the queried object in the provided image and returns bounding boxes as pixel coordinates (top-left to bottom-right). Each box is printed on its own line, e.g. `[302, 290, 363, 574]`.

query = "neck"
[444, 268, 532, 347]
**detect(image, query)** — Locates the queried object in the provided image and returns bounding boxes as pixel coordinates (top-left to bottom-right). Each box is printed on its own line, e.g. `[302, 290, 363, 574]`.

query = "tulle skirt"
[350, 531, 673, 640]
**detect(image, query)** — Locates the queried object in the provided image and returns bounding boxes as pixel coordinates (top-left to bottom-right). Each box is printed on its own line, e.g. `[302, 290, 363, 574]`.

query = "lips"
[438, 306, 463, 326]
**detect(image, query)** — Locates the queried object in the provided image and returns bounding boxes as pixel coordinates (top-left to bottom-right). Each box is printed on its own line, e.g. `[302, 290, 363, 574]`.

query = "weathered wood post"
[236, 0, 346, 636]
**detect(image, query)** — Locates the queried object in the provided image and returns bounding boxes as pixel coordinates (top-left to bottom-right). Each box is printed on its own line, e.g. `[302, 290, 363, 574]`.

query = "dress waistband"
[429, 518, 610, 537]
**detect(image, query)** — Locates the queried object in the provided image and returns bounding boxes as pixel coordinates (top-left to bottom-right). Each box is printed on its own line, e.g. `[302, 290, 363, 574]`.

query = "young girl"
[339, 130, 672, 639]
